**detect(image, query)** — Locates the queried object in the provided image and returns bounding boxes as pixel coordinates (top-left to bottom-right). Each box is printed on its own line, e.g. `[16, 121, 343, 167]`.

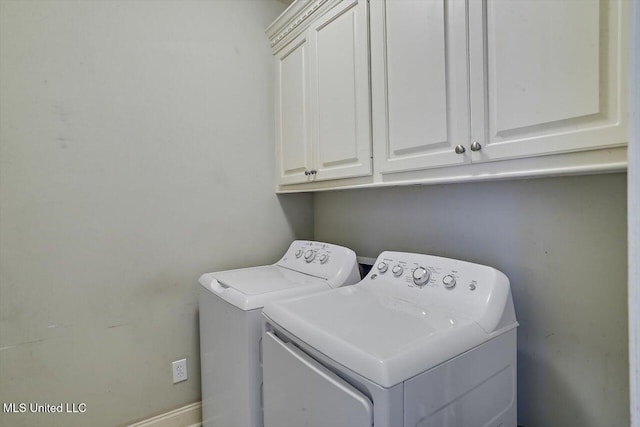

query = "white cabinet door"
[468, 0, 628, 163]
[307, 0, 372, 182]
[372, 0, 471, 173]
[275, 33, 312, 185]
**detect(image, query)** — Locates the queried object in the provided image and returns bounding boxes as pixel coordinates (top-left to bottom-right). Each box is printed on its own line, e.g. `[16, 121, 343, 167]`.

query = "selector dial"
[392, 265, 404, 277]
[377, 262, 388, 273]
[304, 250, 316, 263]
[319, 254, 329, 264]
[442, 275, 456, 289]
[412, 267, 431, 286]
[295, 249, 304, 258]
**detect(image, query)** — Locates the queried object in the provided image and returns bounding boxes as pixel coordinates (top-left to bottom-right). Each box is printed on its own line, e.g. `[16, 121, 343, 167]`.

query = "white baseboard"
[127, 402, 202, 427]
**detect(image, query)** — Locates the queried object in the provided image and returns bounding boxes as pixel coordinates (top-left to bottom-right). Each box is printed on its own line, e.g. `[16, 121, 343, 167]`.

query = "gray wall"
[0, 1, 312, 426]
[314, 173, 629, 427]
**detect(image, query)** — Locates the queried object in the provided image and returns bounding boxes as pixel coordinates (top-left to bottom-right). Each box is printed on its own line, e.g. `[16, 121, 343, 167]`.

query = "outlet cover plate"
[172, 358, 187, 383]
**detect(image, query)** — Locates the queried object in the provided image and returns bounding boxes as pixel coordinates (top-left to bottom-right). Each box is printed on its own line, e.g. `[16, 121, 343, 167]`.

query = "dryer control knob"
[392, 265, 404, 277]
[412, 267, 430, 286]
[442, 275, 456, 289]
[295, 249, 304, 258]
[304, 250, 316, 263]
[377, 262, 388, 273]
[319, 254, 329, 264]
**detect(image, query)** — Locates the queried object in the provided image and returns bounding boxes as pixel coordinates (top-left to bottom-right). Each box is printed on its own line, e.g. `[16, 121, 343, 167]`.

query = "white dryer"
[198, 240, 360, 427]
[262, 251, 518, 427]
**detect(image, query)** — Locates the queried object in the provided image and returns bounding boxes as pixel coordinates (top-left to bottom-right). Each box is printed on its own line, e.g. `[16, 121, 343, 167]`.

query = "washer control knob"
[295, 249, 304, 258]
[412, 267, 430, 286]
[442, 275, 456, 289]
[319, 254, 329, 264]
[304, 250, 316, 263]
[377, 262, 388, 273]
[392, 265, 404, 277]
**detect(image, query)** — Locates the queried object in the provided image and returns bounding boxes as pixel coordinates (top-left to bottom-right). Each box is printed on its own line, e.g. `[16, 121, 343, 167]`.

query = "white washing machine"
[262, 251, 518, 427]
[198, 240, 360, 427]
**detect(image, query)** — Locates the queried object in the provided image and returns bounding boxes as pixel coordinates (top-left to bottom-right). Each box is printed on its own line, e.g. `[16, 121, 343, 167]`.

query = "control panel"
[292, 242, 332, 265]
[370, 253, 487, 292]
[276, 241, 358, 285]
[363, 251, 512, 333]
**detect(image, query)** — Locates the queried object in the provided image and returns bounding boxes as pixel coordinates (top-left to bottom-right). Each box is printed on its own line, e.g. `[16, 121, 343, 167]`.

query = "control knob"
[295, 249, 304, 258]
[412, 267, 431, 286]
[377, 262, 388, 273]
[391, 265, 404, 277]
[442, 275, 456, 289]
[319, 254, 329, 264]
[304, 250, 316, 263]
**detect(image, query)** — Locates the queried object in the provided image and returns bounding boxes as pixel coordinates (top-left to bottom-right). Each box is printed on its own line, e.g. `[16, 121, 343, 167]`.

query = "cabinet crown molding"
[265, 0, 331, 50]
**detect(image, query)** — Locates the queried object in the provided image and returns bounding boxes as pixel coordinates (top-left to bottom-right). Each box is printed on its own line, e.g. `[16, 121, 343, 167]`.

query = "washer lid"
[199, 265, 329, 311]
[263, 285, 489, 388]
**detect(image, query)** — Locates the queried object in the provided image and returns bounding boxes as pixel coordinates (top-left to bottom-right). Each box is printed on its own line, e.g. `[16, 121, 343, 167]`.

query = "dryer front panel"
[262, 331, 373, 427]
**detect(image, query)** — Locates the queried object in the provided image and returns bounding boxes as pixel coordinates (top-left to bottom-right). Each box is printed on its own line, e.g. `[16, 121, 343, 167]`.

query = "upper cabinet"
[268, 0, 629, 192]
[467, 0, 627, 163]
[269, 0, 372, 185]
[372, 0, 470, 174]
[275, 31, 311, 185]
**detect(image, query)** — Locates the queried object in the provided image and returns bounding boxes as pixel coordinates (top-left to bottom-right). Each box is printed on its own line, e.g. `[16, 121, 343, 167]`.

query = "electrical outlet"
[172, 358, 188, 383]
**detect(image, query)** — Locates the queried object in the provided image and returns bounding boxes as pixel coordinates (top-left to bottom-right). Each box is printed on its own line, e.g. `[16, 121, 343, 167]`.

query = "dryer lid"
[199, 265, 329, 311]
[263, 285, 490, 388]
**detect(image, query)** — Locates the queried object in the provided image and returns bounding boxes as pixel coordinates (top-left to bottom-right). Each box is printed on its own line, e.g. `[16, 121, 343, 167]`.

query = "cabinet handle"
[309, 170, 317, 175]
[304, 170, 310, 176]
[470, 141, 482, 152]
[454, 145, 466, 154]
